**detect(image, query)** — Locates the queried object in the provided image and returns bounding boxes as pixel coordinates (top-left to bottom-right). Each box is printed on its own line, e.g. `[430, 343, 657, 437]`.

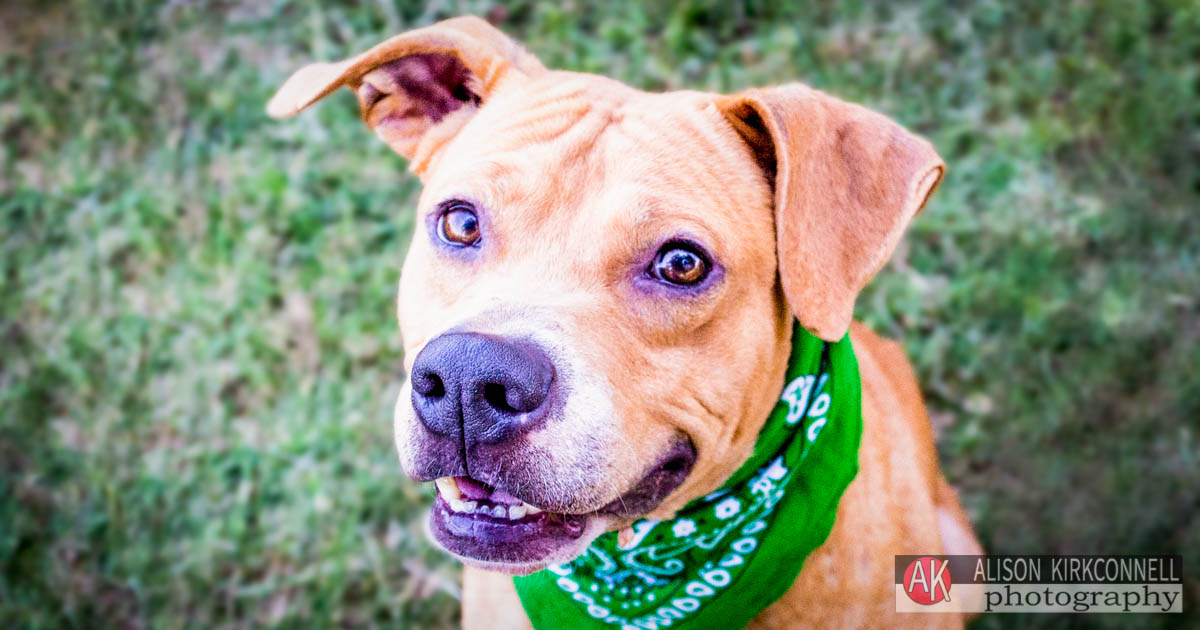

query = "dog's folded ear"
[717, 85, 944, 342]
[267, 16, 544, 166]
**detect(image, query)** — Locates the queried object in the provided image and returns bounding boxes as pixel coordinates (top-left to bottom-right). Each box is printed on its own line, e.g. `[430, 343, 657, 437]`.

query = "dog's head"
[269, 17, 942, 574]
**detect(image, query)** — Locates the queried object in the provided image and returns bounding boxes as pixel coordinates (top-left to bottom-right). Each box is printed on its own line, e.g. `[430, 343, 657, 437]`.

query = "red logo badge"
[903, 556, 953, 605]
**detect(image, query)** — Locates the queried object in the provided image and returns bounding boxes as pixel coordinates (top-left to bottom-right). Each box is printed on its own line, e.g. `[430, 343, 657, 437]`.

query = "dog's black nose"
[410, 332, 555, 445]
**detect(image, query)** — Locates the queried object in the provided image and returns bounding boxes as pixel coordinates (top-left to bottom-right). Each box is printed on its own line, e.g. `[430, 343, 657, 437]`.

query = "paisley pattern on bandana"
[514, 325, 863, 630]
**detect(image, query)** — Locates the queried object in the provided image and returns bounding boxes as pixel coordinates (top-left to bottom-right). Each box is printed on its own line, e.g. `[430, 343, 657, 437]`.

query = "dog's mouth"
[427, 439, 697, 574]
[429, 475, 596, 574]
[435, 476, 548, 521]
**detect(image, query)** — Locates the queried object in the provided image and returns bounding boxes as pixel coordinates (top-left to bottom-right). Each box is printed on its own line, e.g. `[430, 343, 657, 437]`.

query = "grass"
[1, 1, 1197, 628]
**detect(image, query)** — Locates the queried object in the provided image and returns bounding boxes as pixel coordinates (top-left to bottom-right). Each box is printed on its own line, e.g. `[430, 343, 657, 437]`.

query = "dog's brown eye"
[651, 244, 709, 286]
[439, 204, 480, 247]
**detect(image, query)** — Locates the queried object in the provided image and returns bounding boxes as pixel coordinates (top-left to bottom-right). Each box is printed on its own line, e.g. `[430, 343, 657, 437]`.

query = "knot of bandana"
[513, 325, 863, 630]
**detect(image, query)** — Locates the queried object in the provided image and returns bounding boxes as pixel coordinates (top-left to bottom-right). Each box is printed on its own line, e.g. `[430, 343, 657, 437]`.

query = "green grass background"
[2, 1, 1197, 628]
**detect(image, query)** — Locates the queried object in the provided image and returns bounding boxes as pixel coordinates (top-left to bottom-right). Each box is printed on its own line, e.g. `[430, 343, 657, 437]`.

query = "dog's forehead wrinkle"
[467, 75, 623, 149]
[430, 131, 614, 239]
[584, 105, 773, 250]
[621, 108, 762, 202]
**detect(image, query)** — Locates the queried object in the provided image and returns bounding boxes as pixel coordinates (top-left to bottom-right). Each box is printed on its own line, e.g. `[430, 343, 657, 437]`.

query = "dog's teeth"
[446, 498, 476, 513]
[434, 477, 461, 501]
[443, 486, 542, 520]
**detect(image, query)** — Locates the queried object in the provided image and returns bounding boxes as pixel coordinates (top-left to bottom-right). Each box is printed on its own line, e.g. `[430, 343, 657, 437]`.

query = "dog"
[269, 16, 982, 629]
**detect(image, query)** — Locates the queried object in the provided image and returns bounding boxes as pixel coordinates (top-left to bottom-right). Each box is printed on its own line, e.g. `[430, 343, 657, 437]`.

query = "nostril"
[483, 383, 518, 414]
[661, 456, 689, 473]
[414, 371, 445, 399]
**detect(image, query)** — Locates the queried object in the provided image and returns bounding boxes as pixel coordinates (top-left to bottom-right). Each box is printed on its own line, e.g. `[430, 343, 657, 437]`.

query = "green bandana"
[513, 325, 863, 630]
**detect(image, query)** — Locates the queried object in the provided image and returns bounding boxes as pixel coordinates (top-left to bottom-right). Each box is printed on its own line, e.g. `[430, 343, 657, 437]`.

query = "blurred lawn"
[2, 1, 1198, 628]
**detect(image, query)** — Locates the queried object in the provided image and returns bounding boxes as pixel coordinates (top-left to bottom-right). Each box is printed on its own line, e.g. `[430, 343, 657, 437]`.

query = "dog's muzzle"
[403, 331, 696, 571]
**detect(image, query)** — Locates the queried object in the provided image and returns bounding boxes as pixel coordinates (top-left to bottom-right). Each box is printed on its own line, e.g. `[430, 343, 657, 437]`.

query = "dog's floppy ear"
[717, 84, 944, 341]
[267, 16, 544, 166]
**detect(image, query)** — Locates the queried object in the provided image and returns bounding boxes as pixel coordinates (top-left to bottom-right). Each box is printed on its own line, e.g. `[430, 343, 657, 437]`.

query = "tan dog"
[269, 16, 982, 629]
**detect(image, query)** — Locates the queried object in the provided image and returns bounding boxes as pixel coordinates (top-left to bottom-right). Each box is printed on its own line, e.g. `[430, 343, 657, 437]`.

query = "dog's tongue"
[454, 476, 523, 505]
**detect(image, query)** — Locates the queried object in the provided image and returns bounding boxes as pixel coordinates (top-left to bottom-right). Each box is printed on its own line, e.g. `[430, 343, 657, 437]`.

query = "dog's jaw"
[433, 512, 613, 576]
